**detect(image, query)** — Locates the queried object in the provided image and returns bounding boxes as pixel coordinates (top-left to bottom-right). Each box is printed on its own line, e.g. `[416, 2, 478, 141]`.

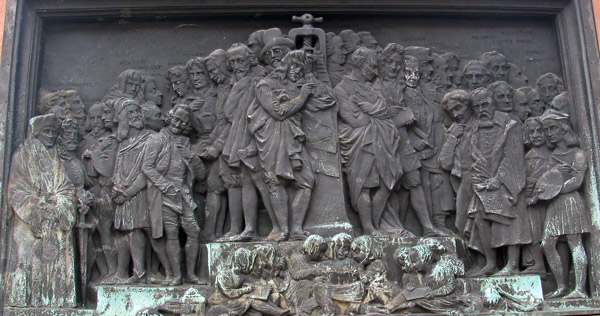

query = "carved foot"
[265, 231, 288, 242]
[390, 228, 416, 238]
[228, 230, 260, 242]
[562, 289, 587, 300]
[102, 273, 129, 285]
[493, 266, 519, 276]
[168, 276, 183, 287]
[185, 275, 207, 285]
[289, 230, 311, 241]
[545, 287, 568, 299]
[215, 231, 239, 242]
[468, 264, 496, 277]
[423, 227, 448, 237]
[124, 271, 146, 285]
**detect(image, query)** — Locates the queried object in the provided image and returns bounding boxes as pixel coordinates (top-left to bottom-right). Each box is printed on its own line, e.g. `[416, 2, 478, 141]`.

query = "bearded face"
[59, 126, 79, 152]
[404, 60, 421, 88]
[124, 104, 144, 130]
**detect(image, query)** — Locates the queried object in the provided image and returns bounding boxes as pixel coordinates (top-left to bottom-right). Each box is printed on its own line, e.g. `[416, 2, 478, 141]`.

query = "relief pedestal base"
[4, 307, 97, 316]
[90, 285, 212, 316]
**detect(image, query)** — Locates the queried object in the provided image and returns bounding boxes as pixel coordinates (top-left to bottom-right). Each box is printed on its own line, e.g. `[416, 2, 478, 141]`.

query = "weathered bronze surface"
[2, 2, 600, 315]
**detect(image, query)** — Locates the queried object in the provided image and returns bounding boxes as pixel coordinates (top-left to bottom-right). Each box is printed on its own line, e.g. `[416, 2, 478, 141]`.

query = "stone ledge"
[4, 307, 97, 316]
[544, 297, 600, 310]
[91, 284, 212, 316]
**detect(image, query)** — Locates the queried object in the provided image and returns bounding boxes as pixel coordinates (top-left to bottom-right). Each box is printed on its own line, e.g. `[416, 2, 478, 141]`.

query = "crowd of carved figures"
[4, 14, 591, 315]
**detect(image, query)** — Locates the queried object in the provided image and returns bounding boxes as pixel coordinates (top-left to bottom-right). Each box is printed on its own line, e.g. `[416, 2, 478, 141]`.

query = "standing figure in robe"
[6, 113, 77, 307]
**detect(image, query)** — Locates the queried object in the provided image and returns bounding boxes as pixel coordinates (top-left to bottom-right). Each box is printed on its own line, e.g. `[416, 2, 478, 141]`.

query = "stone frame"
[0, 0, 599, 306]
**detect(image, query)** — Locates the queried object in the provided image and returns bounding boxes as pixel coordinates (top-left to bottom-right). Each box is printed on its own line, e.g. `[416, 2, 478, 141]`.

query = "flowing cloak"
[142, 128, 207, 239]
[112, 130, 153, 231]
[335, 75, 403, 209]
[247, 75, 317, 188]
[221, 67, 265, 171]
[466, 111, 531, 249]
[6, 137, 77, 308]
[438, 118, 475, 233]
[543, 148, 591, 236]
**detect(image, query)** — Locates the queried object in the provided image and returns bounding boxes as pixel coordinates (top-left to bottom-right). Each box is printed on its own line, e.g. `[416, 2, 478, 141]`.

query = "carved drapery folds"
[4, 13, 594, 315]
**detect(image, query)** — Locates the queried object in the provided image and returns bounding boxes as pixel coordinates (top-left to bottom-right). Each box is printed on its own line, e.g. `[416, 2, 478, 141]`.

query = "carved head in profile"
[261, 37, 295, 68]
[432, 53, 452, 88]
[403, 55, 421, 89]
[279, 49, 315, 82]
[186, 57, 212, 90]
[166, 104, 192, 136]
[303, 234, 327, 261]
[469, 87, 495, 122]
[378, 43, 404, 80]
[142, 76, 163, 106]
[330, 232, 352, 260]
[512, 89, 531, 122]
[30, 113, 61, 148]
[358, 31, 382, 53]
[523, 117, 546, 148]
[351, 47, 379, 82]
[227, 43, 257, 80]
[518, 86, 544, 117]
[58, 118, 80, 152]
[441, 89, 471, 124]
[442, 52, 462, 86]
[141, 101, 165, 132]
[206, 49, 233, 85]
[351, 236, 383, 267]
[535, 72, 564, 105]
[101, 100, 116, 130]
[325, 32, 346, 66]
[166, 66, 192, 97]
[540, 109, 578, 147]
[480, 51, 509, 82]
[247, 27, 283, 62]
[489, 81, 514, 113]
[508, 62, 528, 87]
[463, 60, 491, 90]
[339, 30, 361, 57]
